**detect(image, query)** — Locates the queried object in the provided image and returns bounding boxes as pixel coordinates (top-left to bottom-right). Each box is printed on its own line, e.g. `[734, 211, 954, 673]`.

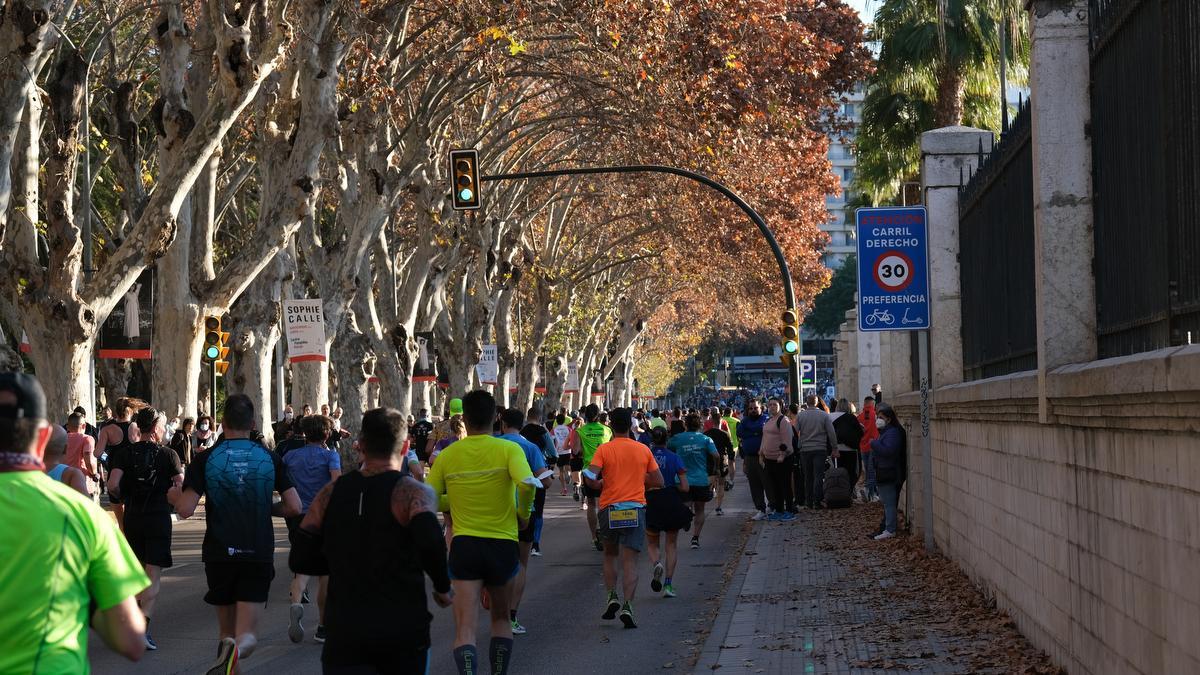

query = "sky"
[845, 0, 875, 22]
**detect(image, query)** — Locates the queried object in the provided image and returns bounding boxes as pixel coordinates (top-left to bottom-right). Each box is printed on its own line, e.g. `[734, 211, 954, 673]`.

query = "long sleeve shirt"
[794, 408, 837, 454]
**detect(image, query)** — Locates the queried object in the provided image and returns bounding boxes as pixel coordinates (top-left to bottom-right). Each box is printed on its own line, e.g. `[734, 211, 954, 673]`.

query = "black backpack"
[126, 442, 160, 501]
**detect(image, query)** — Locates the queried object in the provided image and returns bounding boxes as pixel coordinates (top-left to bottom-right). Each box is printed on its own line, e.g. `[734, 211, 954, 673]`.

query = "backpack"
[127, 442, 160, 501]
[822, 457, 852, 508]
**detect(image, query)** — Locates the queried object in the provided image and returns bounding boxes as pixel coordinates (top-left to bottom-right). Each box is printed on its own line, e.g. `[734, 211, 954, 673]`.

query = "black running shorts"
[204, 560, 275, 605]
[448, 536, 519, 587]
[123, 510, 173, 568]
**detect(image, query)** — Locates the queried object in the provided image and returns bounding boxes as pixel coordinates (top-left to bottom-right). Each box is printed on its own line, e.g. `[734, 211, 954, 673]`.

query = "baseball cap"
[0, 373, 47, 421]
[448, 398, 463, 416]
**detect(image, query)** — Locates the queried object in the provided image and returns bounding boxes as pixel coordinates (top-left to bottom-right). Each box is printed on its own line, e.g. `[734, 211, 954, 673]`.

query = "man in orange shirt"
[584, 408, 664, 629]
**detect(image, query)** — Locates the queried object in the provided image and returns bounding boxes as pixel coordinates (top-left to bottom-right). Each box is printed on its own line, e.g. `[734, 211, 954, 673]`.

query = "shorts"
[448, 536, 519, 587]
[556, 454, 572, 468]
[685, 485, 714, 503]
[323, 643, 430, 674]
[598, 505, 646, 552]
[569, 456, 583, 472]
[123, 510, 173, 568]
[204, 560, 276, 605]
[645, 488, 693, 534]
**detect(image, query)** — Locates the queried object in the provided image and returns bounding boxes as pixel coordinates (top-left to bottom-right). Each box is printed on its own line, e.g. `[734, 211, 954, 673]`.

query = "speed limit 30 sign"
[855, 207, 930, 331]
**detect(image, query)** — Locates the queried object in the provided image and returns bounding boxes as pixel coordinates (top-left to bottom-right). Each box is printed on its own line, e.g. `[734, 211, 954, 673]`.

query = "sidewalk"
[696, 503, 1061, 674]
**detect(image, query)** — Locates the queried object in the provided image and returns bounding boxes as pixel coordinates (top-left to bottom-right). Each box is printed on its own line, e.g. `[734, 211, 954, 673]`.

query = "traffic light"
[780, 309, 800, 361]
[201, 316, 231, 376]
[449, 148, 481, 210]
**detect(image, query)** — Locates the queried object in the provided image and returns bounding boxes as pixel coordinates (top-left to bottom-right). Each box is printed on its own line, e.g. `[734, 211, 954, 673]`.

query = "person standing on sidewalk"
[830, 399, 862, 494]
[426, 390, 536, 675]
[283, 414, 342, 645]
[289, 407, 452, 673]
[794, 395, 838, 510]
[759, 399, 796, 521]
[645, 427, 691, 598]
[858, 397, 880, 502]
[169, 394, 302, 672]
[586, 408, 663, 628]
[870, 404, 907, 540]
[735, 400, 769, 520]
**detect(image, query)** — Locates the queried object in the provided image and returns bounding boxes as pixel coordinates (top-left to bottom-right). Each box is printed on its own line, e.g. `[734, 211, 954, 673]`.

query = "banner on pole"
[564, 361, 579, 394]
[477, 344, 498, 385]
[283, 299, 326, 363]
[413, 332, 436, 382]
[98, 268, 154, 359]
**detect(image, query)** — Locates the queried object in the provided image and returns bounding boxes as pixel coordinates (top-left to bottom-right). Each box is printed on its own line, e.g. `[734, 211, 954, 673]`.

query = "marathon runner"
[94, 397, 146, 530]
[721, 406, 739, 488]
[585, 408, 663, 628]
[500, 408, 552, 633]
[667, 414, 721, 549]
[566, 403, 612, 550]
[704, 409, 734, 516]
[289, 407, 452, 673]
[645, 427, 691, 598]
[44, 424, 91, 497]
[427, 390, 537, 675]
[550, 413, 573, 495]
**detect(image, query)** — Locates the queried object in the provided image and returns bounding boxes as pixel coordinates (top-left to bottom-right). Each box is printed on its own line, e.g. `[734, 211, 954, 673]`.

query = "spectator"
[758, 399, 796, 521]
[857, 397, 880, 502]
[870, 404, 907, 540]
[735, 400, 769, 520]
[830, 399, 863, 499]
[794, 395, 838, 510]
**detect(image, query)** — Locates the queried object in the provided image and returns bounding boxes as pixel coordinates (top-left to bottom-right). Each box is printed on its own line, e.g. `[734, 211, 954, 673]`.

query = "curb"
[693, 520, 764, 673]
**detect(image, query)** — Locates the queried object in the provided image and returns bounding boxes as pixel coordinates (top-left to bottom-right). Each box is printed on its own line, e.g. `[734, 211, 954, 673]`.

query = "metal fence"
[957, 100, 1038, 381]
[1090, 0, 1200, 357]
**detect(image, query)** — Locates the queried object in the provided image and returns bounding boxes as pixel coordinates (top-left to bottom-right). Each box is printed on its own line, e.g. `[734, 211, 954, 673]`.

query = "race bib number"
[608, 508, 639, 529]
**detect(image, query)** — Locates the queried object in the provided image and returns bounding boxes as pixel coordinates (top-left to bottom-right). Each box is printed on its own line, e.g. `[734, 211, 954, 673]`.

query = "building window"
[842, 168, 854, 182]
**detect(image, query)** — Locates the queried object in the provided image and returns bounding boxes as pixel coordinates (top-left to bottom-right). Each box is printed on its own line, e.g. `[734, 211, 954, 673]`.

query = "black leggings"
[763, 456, 794, 513]
[323, 644, 429, 674]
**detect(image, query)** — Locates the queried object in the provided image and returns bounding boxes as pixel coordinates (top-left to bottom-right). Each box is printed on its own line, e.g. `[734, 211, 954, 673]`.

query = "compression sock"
[490, 636, 514, 675]
[453, 645, 478, 675]
[665, 577, 672, 585]
[510, 609, 517, 622]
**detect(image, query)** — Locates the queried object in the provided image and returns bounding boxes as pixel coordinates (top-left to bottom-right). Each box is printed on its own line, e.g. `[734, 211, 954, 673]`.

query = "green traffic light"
[205, 345, 220, 359]
[783, 340, 799, 354]
[459, 188, 473, 202]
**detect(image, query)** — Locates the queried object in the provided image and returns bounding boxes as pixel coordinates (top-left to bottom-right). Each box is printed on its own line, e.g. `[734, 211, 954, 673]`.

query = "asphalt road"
[89, 481, 753, 674]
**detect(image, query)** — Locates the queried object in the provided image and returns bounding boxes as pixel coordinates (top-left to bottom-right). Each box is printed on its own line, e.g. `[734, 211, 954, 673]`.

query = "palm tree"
[854, 0, 1029, 203]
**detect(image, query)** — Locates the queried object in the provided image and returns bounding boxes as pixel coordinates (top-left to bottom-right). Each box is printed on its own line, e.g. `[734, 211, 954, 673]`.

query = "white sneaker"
[750, 511, 768, 522]
[287, 603, 304, 643]
[873, 530, 896, 540]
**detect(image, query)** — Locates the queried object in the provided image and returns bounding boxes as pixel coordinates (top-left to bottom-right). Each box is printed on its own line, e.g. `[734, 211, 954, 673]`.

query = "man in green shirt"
[0, 373, 150, 673]
[721, 406, 740, 487]
[566, 403, 613, 550]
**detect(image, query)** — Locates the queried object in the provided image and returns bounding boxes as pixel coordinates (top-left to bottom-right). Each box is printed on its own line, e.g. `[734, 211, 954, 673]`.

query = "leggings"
[763, 456, 794, 513]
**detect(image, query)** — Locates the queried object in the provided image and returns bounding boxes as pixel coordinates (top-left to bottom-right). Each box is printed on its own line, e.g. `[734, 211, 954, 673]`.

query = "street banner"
[98, 268, 154, 359]
[437, 352, 450, 390]
[413, 332, 436, 382]
[477, 344, 498, 385]
[283, 299, 326, 362]
[564, 361, 579, 394]
[855, 206, 931, 331]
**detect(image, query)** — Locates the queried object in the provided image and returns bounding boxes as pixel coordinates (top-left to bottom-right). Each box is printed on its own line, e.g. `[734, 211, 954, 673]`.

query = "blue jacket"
[870, 425, 905, 470]
[736, 413, 766, 456]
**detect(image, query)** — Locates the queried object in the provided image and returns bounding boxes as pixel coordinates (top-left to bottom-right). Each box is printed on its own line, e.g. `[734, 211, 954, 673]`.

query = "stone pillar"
[856, 330, 881, 404]
[920, 126, 994, 387]
[1029, 0, 1097, 422]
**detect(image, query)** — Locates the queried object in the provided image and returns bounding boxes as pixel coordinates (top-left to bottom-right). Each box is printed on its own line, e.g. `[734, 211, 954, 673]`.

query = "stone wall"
[891, 345, 1200, 674]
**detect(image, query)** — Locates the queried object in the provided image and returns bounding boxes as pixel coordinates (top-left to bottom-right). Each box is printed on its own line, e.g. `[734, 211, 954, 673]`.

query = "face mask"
[199, 423, 210, 431]
[284, 412, 294, 420]
[875, 418, 886, 430]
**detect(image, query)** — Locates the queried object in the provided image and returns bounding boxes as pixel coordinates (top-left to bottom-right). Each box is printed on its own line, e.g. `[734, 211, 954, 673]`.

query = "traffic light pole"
[210, 360, 217, 420]
[482, 164, 802, 406]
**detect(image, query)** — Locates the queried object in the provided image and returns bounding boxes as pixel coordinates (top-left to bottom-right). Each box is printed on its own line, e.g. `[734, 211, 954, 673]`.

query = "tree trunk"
[544, 354, 567, 412]
[228, 252, 289, 441]
[25, 318, 95, 417]
[330, 325, 370, 467]
[933, 59, 966, 128]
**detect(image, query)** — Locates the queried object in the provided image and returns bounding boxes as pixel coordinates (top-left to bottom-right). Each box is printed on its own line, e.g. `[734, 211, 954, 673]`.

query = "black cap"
[0, 373, 47, 421]
[608, 407, 633, 429]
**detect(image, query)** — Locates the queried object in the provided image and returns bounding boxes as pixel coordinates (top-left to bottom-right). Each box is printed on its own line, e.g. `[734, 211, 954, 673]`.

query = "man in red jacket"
[857, 397, 879, 502]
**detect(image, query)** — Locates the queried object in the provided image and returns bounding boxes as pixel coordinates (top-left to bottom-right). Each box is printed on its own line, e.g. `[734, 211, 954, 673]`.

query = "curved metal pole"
[483, 164, 803, 405]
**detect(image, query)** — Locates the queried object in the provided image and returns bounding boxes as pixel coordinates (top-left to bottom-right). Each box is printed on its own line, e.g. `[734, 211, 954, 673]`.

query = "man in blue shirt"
[666, 414, 720, 550]
[736, 400, 769, 521]
[282, 415, 342, 645]
[498, 409, 551, 635]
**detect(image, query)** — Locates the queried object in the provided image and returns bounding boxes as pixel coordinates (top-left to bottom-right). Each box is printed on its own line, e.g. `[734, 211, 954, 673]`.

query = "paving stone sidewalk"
[695, 505, 1060, 675]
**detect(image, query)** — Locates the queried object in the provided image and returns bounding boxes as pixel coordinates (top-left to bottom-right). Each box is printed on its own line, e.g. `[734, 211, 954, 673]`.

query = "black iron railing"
[1089, 0, 1200, 356]
[957, 99, 1038, 381]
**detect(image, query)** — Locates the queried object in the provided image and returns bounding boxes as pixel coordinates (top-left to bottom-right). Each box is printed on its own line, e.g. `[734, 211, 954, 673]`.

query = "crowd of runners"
[1, 369, 904, 674]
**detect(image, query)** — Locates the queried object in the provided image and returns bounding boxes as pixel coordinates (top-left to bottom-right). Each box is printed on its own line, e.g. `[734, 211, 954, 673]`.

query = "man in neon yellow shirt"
[722, 406, 740, 487]
[566, 403, 613, 550]
[427, 390, 536, 675]
[0, 373, 150, 673]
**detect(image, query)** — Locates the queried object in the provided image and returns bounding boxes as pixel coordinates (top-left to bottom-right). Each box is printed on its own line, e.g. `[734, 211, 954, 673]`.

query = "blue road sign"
[856, 207, 930, 332]
[800, 356, 816, 385]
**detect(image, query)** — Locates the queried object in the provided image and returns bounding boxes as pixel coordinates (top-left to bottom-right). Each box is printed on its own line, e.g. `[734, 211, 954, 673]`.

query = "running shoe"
[663, 583, 677, 598]
[511, 620, 527, 635]
[144, 631, 157, 651]
[314, 625, 327, 643]
[619, 602, 637, 629]
[750, 510, 768, 521]
[778, 511, 796, 522]
[690, 536, 700, 549]
[650, 561, 665, 593]
[593, 537, 603, 551]
[205, 637, 238, 675]
[873, 530, 896, 540]
[287, 603, 305, 643]
[560, 487, 568, 496]
[714, 506, 724, 516]
[531, 543, 542, 557]
[724, 480, 733, 491]
[602, 591, 621, 620]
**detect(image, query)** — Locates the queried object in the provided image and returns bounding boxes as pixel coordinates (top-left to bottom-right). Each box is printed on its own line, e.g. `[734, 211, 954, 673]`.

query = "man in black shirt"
[108, 406, 183, 651]
[410, 408, 434, 463]
[291, 407, 452, 673]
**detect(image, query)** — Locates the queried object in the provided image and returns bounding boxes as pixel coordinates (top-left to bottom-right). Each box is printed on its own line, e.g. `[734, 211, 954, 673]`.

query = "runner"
[667, 414, 720, 549]
[410, 407, 435, 463]
[566, 403, 613, 550]
[426, 390, 537, 675]
[289, 407, 452, 673]
[44, 424, 91, 497]
[0, 373, 149, 670]
[108, 406, 184, 651]
[585, 408, 663, 628]
[721, 406, 739, 488]
[94, 397, 146, 530]
[704, 409, 734, 516]
[645, 427, 691, 598]
[169, 394, 302, 673]
[550, 413, 573, 495]
[283, 414, 342, 645]
[65, 412, 99, 498]
[519, 407, 557, 556]
[501, 408, 552, 634]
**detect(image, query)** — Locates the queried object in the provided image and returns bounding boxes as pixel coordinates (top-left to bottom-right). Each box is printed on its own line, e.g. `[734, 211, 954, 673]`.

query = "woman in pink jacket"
[759, 399, 797, 521]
